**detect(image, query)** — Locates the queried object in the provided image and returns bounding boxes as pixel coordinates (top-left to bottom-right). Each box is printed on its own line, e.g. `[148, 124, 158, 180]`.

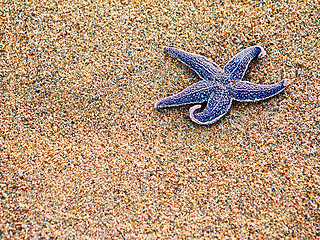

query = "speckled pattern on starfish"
[155, 45, 290, 125]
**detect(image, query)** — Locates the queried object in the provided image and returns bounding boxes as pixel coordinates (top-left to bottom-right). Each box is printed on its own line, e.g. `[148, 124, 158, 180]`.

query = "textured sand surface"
[0, 0, 319, 238]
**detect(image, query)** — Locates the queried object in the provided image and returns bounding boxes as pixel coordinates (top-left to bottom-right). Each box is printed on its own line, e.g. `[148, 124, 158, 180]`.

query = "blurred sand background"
[0, 0, 319, 238]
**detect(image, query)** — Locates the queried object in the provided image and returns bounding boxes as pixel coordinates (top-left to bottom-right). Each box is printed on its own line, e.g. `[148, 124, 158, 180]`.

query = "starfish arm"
[189, 88, 232, 125]
[224, 45, 266, 82]
[155, 80, 219, 109]
[230, 79, 290, 102]
[164, 47, 224, 82]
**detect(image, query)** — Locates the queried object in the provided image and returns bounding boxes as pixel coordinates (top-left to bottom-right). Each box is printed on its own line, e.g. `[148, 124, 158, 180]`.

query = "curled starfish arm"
[224, 45, 266, 82]
[155, 81, 218, 109]
[190, 88, 232, 125]
[164, 47, 224, 82]
[231, 79, 290, 102]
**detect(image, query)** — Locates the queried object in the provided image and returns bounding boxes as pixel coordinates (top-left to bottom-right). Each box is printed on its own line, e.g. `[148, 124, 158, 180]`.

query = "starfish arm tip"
[189, 104, 229, 125]
[163, 46, 170, 52]
[189, 105, 204, 124]
[257, 46, 266, 58]
[154, 101, 162, 109]
[189, 104, 202, 113]
[283, 79, 290, 87]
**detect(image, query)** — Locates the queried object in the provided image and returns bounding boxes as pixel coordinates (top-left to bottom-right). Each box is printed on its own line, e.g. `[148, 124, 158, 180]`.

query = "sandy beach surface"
[1, 0, 319, 238]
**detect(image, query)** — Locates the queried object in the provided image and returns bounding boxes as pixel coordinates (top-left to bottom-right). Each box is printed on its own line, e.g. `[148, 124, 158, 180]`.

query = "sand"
[0, 0, 319, 238]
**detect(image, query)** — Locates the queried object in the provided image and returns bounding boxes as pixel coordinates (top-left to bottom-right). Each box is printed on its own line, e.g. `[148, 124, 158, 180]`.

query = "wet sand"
[0, 0, 319, 238]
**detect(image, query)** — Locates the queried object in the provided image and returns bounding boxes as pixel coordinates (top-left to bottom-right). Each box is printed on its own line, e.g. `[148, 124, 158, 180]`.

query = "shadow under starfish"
[155, 45, 290, 125]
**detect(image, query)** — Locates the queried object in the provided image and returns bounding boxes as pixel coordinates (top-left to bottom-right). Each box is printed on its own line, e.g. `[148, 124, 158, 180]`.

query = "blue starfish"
[155, 45, 289, 125]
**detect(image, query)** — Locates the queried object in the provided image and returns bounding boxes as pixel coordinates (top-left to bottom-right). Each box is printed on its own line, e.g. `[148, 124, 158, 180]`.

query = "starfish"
[155, 45, 289, 125]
